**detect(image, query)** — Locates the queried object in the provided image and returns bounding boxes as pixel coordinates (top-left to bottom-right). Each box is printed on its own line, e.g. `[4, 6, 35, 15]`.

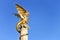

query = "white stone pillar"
[20, 26, 28, 40]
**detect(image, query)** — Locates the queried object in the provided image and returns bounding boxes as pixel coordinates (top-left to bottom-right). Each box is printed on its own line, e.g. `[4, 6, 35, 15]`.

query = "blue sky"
[0, 0, 60, 40]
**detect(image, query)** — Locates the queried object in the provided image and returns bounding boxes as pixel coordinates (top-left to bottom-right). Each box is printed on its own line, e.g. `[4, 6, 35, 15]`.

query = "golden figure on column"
[14, 4, 30, 40]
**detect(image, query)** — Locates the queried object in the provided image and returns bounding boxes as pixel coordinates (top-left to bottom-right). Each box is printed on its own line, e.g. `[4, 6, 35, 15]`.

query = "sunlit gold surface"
[15, 4, 29, 33]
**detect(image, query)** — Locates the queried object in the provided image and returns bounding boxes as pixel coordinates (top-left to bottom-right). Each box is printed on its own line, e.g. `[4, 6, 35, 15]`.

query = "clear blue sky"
[0, 0, 60, 40]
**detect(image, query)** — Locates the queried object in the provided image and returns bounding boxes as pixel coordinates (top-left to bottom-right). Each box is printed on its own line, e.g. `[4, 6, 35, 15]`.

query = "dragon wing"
[16, 4, 29, 18]
[14, 13, 21, 18]
[16, 4, 27, 18]
[16, 4, 27, 13]
[16, 4, 27, 12]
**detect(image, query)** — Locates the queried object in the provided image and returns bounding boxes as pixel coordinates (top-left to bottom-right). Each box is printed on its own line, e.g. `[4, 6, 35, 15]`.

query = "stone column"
[20, 26, 28, 40]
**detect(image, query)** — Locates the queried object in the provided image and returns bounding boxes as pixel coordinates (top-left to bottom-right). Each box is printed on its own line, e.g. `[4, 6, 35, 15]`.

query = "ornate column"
[14, 4, 30, 40]
[20, 25, 28, 40]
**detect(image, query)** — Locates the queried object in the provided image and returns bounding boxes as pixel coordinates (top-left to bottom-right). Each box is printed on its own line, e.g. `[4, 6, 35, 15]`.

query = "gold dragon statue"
[14, 4, 29, 33]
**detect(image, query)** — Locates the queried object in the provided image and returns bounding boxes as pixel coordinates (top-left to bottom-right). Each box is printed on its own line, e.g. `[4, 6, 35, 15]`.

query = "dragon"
[14, 4, 29, 33]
